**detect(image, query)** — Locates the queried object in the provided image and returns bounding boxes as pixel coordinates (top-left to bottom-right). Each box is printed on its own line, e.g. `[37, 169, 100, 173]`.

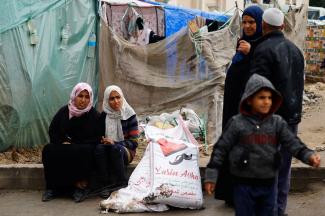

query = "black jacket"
[250, 31, 304, 125]
[222, 39, 261, 129]
[49, 105, 101, 145]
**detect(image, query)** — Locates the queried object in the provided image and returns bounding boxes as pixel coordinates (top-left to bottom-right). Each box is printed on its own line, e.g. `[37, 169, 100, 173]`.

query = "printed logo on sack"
[157, 138, 193, 165]
[157, 138, 187, 157]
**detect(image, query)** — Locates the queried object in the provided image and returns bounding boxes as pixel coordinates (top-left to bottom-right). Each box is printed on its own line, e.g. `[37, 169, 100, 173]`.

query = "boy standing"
[250, 8, 305, 215]
[204, 74, 320, 216]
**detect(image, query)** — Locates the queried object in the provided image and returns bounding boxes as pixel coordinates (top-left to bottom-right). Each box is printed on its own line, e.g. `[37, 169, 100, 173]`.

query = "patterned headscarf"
[68, 82, 93, 119]
[102, 85, 135, 142]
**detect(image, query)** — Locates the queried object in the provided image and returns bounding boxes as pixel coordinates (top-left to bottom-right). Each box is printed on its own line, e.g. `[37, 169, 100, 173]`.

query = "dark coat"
[43, 105, 101, 190]
[219, 38, 261, 202]
[250, 31, 305, 125]
[218, 5, 264, 202]
[222, 39, 260, 129]
[222, 5, 264, 129]
[49, 105, 101, 145]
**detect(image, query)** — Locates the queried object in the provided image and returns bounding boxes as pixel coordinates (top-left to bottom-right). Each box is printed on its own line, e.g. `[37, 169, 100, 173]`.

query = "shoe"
[72, 188, 89, 203]
[99, 188, 111, 199]
[42, 190, 55, 202]
[97, 181, 128, 199]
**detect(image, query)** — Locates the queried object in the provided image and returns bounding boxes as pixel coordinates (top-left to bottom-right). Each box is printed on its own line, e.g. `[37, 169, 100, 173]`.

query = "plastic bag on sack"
[173, 108, 202, 135]
[146, 113, 177, 129]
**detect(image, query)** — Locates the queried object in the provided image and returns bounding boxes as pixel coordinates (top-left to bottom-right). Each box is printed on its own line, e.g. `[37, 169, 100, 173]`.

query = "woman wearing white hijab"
[95, 85, 139, 198]
[42, 83, 101, 203]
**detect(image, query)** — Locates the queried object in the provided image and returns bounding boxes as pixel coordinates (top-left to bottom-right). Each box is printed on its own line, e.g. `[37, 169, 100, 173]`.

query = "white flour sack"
[99, 144, 168, 213]
[143, 117, 203, 209]
[99, 116, 203, 213]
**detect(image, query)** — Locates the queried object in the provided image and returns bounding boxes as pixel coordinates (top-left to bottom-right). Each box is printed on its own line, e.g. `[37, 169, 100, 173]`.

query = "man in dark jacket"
[249, 8, 305, 216]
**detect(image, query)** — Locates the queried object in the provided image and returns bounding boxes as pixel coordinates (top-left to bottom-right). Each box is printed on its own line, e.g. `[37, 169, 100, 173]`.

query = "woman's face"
[108, 90, 122, 111]
[242, 15, 257, 37]
[75, 90, 90, 110]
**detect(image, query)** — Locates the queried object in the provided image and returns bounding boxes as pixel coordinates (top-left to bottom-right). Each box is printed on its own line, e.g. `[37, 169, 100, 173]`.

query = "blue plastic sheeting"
[142, 0, 230, 36]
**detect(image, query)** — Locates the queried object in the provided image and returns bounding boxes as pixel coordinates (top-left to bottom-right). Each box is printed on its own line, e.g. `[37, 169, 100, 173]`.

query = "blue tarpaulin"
[142, 0, 230, 36]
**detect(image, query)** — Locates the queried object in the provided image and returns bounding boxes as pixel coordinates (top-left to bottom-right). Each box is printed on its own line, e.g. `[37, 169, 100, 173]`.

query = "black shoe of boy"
[42, 190, 55, 202]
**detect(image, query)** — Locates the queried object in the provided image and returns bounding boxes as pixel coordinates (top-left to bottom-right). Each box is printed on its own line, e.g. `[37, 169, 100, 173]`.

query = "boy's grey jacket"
[205, 74, 314, 183]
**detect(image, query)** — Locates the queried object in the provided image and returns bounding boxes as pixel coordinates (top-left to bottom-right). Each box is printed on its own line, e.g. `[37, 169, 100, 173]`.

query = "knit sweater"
[99, 112, 139, 161]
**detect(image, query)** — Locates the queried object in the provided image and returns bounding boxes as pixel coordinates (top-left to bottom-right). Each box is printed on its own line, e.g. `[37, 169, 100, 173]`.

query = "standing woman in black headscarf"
[222, 5, 264, 129]
[214, 5, 264, 205]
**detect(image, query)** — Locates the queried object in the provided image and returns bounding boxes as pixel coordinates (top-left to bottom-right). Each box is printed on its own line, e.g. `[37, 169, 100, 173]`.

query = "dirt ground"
[298, 82, 325, 150]
[1, 82, 325, 165]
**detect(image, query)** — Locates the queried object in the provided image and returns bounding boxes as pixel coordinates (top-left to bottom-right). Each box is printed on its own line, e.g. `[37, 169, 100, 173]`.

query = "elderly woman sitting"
[95, 85, 139, 198]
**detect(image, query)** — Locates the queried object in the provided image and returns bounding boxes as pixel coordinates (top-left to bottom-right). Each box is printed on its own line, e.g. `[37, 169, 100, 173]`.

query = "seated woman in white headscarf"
[95, 85, 139, 198]
[42, 82, 101, 203]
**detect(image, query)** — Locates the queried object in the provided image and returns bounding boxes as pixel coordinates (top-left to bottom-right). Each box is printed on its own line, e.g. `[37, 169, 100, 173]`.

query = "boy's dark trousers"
[233, 182, 275, 216]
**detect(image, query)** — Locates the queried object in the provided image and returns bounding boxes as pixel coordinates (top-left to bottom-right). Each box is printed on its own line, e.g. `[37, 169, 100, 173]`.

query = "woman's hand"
[101, 136, 114, 145]
[237, 40, 251, 55]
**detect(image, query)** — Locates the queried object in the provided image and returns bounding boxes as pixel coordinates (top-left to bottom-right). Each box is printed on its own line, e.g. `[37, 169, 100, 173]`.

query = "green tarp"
[0, 0, 98, 150]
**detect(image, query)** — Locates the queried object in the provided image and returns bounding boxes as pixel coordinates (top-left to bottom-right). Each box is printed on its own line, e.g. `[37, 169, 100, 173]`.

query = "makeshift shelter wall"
[282, 2, 309, 51]
[0, 0, 67, 34]
[99, 12, 241, 145]
[142, 0, 229, 36]
[102, 1, 165, 39]
[278, 2, 325, 82]
[98, 3, 308, 145]
[0, 0, 97, 151]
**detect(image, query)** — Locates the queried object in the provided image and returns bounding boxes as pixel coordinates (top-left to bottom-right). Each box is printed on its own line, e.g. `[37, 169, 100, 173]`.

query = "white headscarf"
[102, 85, 135, 142]
[68, 82, 93, 119]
